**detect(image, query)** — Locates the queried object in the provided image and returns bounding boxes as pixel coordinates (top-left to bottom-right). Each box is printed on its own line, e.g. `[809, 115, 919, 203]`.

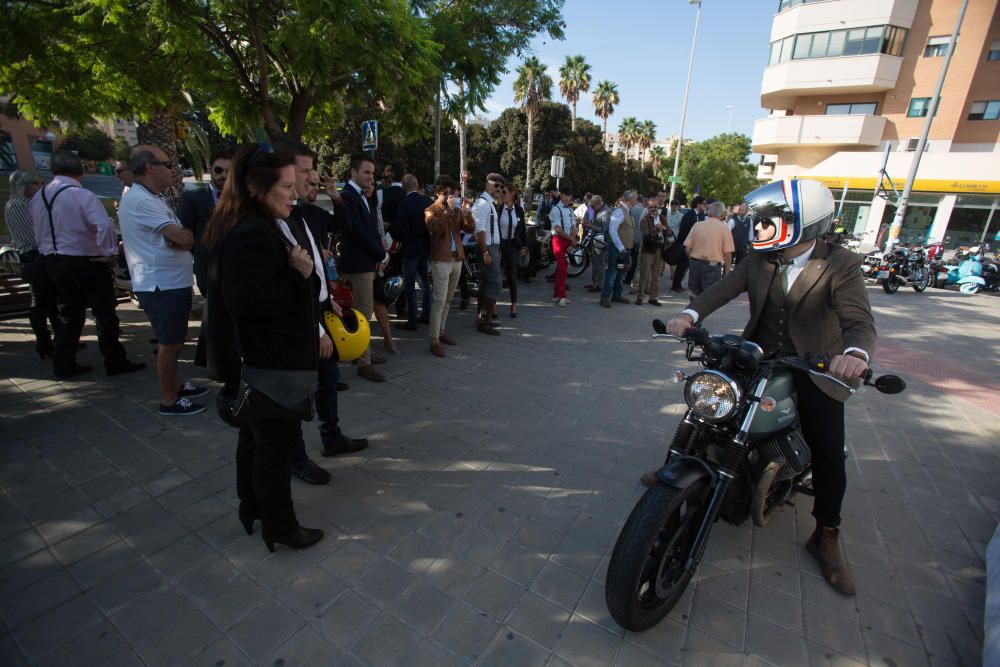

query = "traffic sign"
[550, 156, 565, 179]
[362, 120, 378, 152]
[668, 176, 682, 184]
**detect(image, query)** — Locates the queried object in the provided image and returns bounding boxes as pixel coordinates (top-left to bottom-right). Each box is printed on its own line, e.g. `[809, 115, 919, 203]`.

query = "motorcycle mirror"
[874, 375, 906, 394]
[652, 319, 667, 335]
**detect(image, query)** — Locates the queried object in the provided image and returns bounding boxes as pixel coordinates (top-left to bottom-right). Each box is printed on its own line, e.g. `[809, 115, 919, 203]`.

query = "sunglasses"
[212, 166, 228, 175]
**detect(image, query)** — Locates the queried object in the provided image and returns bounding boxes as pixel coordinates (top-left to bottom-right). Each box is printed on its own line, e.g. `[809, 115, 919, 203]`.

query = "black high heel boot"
[238, 505, 258, 536]
[263, 527, 324, 553]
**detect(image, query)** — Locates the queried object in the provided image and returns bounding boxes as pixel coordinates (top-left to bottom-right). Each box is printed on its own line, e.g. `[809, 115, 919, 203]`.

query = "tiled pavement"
[0, 274, 997, 666]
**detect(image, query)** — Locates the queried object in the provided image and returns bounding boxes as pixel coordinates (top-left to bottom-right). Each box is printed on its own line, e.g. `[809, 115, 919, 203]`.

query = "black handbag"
[230, 364, 315, 424]
[642, 233, 664, 252]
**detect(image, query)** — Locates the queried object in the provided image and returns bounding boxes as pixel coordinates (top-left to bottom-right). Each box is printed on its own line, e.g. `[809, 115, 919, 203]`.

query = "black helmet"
[374, 273, 403, 305]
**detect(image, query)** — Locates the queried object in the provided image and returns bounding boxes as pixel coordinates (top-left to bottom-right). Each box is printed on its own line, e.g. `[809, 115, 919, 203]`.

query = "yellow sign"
[796, 175, 1000, 195]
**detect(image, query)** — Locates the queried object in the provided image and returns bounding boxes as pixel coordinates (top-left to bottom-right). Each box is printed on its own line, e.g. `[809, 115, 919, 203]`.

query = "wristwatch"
[844, 350, 868, 363]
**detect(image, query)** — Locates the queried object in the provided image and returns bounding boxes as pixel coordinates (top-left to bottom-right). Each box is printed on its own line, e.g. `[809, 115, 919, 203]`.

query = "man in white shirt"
[119, 145, 206, 416]
[549, 186, 577, 306]
[600, 191, 638, 307]
[471, 173, 504, 335]
[33, 151, 145, 380]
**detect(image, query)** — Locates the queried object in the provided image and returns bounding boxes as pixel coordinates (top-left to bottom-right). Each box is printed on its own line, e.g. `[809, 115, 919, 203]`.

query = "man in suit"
[378, 162, 407, 318]
[665, 195, 706, 293]
[394, 174, 432, 331]
[656, 179, 876, 597]
[177, 149, 232, 368]
[340, 157, 391, 382]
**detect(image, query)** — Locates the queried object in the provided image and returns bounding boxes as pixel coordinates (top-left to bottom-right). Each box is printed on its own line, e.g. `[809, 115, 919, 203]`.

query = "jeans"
[601, 244, 625, 300]
[290, 354, 342, 467]
[688, 259, 723, 296]
[45, 254, 127, 375]
[403, 256, 431, 325]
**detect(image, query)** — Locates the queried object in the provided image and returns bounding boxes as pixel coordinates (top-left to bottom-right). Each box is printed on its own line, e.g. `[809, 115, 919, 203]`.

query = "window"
[768, 25, 907, 65]
[924, 36, 953, 57]
[826, 102, 878, 115]
[988, 40, 1000, 61]
[968, 101, 1000, 121]
[907, 97, 934, 117]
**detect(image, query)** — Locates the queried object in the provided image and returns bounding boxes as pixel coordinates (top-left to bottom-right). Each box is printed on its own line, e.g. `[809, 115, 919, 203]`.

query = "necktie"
[779, 261, 791, 294]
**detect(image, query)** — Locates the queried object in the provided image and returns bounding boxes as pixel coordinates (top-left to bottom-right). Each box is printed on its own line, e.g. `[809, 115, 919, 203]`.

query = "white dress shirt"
[608, 206, 628, 252]
[549, 202, 574, 237]
[30, 175, 116, 256]
[472, 192, 500, 246]
[277, 218, 329, 339]
[499, 205, 519, 241]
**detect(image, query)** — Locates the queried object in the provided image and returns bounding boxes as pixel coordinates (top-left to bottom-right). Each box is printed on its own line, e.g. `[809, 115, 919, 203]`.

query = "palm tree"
[513, 56, 552, 198]
[618, 117, 639, 165]
[649, 145, 667, 189]
[593, 81, 619, 147]
[638, 119, 657, 169]
[559, 55, 591, 132]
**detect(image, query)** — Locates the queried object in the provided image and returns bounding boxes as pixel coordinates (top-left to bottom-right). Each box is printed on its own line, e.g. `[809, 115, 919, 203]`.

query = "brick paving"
[0, 274, 996, 666]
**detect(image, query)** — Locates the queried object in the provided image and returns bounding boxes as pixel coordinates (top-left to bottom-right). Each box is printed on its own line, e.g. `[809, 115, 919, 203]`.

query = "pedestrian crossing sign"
[362, 120, 378, 151]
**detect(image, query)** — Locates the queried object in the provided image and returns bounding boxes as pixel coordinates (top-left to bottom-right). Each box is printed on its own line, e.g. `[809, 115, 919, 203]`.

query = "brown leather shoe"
[640, 468, 661, 486]
[357, 364, 386, 382]
[370, 355, 387, 365]
[439, 333, 457, 346]
[430, 342, 445, 357]
[477, 322, 500, 336]
[806, 525, 856, 596]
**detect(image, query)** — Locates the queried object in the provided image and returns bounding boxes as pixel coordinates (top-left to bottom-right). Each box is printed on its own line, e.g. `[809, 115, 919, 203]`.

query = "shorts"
[136, 287, 192, 345]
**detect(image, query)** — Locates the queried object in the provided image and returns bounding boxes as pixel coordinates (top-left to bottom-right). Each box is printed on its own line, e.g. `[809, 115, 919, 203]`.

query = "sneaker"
[557, 298, 567, 307]
[159, 397, 206, 416]
[291, 459, 332, 485]
[177, 381, 209, 398]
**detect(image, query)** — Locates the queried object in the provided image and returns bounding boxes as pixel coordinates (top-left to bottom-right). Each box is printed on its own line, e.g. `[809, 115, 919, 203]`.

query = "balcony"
[773, 0, 918, 40]
[751, 114, 887, 152]
[761, 54, 902, 108]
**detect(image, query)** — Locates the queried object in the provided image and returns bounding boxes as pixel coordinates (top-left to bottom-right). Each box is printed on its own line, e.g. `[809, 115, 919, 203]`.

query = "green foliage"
[111, 138, 132, 162]
[676, 133, 758, 205]
[59, 125, 114, 161]
[558, 55, 590, 129]
[592, 80, 619, 138]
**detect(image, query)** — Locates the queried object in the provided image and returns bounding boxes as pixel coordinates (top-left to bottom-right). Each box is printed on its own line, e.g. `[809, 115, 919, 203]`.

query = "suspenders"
[476, 196, 497, 244]
[40, 185, 80, 254]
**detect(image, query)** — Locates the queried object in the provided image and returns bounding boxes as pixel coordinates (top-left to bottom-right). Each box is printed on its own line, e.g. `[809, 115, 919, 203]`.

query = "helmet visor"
[746, 180, 798, 251]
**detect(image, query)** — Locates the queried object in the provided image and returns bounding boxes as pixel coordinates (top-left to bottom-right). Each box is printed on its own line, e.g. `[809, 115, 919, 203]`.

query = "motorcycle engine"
[749, 431, 811, 483]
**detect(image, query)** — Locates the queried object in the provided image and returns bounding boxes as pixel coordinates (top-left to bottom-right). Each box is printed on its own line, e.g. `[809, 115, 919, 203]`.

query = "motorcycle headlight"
[684, 371, 742, 422]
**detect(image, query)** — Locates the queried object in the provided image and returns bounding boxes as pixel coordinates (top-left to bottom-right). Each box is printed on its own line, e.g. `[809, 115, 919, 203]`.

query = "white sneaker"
[557, 298, 567, 307]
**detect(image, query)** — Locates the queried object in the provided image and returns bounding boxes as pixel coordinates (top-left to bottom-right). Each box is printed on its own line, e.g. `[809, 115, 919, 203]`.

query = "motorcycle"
[877, 245, 929, 293]
[933, 245, 999, 294]
[461, 242, 482, 298]
[604, 320, 905, 632]
[565, 227, 606, 279]
[859, 251, 882, 282]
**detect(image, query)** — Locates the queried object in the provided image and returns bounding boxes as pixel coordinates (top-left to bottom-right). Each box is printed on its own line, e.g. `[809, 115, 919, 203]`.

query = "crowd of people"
[3, 146, 831, 561]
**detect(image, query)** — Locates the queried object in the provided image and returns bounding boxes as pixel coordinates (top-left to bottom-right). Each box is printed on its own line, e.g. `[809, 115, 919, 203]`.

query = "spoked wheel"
[566, 245, 589, 278]
[605, 480, 709, 631]
[882, 277, 899, 294]
[912, 267, 929, 292]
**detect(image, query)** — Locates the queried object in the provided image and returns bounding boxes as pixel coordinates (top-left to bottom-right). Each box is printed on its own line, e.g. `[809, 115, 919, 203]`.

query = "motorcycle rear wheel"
[911, 267, 929, 292]
[566, 246, 589, 278]
[605, 480, 709, 632]
[882, 277, 899, 294]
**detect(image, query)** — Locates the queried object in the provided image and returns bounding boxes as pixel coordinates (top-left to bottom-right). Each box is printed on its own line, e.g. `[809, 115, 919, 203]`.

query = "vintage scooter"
[933, 245, 995, 294]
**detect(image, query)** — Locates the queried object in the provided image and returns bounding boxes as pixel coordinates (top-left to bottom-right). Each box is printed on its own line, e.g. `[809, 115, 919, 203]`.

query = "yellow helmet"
[323, 308, 370, 362]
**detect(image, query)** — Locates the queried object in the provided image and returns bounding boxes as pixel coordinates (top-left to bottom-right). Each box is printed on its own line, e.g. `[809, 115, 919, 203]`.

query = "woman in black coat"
[498, 183, 528, 317]
[202, 144, 323, 553]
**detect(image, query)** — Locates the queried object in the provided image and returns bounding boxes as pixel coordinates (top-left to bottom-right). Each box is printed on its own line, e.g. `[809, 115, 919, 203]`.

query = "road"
[0, 271, 995, 666]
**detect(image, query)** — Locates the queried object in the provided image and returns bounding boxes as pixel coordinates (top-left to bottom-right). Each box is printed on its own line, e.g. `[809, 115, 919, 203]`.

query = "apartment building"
[752, 0, 1000, 248]
[604, 134, 680, 164]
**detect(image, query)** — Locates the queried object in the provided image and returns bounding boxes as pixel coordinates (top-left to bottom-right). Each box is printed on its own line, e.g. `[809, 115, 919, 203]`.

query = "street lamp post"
[668, 0, 703, 205]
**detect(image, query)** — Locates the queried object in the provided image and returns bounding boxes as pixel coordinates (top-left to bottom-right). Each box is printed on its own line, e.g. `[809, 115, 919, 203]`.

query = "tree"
[649, 145, 667, 189]
[558, 55, 591, 132]
[60, 125, 114, 162]
[617, 117, 639, 165]
[637, 119, 656, 170]
[513, 57, 552, 203]
[677, 133, 759, 205]
[592, 81, 619, 145]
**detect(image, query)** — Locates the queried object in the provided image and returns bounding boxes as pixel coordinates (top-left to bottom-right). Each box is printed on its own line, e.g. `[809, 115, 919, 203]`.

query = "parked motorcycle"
[859, 251, 882, 282]
[933, 245, 999, 294]
[877, 245, 929, 293]
[604, 320, 904, 632]
[565, 228, 606, 278]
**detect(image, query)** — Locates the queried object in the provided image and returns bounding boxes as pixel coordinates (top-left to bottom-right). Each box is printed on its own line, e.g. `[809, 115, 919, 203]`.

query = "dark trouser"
[793, 372, 847, 528]
[402, 256, 431, 325]
[45, 254, 127, 375]
[20, 254, 58, 353]
[459, 263, 471, 300]
[390, 253, 406, 316]
[500, 240, 520, 304]
[237, 417, 300, 538]
[290, 356, 341, 466]
[687, 258, 723, 296]
[601, 244, 625, 300]
[671, 256, 689, 290]
[624, 245, 641, 285]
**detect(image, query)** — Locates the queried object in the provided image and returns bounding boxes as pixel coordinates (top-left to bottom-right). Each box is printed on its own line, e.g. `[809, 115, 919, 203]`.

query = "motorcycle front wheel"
[605, 479, 709, 632]
[566, 246, 589, 278]
[911, 267, 929, 292]
[959, 282, 981, 295]
[882, 277, 899, 294]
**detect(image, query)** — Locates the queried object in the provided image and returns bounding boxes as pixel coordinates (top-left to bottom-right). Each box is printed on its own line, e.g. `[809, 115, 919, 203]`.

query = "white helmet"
[745, 178, 834, 253]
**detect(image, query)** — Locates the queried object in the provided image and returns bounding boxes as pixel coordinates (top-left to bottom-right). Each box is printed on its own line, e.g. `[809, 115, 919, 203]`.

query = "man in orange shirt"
[683, 200, 735, 296]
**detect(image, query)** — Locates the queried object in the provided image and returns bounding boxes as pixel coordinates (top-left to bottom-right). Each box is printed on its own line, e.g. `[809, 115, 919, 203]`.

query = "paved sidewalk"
[0, 275, 996, 666]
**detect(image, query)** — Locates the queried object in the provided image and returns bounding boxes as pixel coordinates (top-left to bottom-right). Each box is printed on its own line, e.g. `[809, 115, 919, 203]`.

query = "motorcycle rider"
[654, 179, 876, 597]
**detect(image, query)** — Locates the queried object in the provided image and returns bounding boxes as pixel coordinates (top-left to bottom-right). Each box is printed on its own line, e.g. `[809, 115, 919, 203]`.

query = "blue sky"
[481, 0, 777, 141]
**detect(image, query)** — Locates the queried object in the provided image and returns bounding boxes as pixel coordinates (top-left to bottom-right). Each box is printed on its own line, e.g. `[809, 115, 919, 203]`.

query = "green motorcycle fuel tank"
[746, 368, 798, 440]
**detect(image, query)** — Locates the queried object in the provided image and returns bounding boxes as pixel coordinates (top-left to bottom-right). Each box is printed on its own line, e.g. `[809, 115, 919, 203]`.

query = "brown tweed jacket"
[688, 240, 876, 401]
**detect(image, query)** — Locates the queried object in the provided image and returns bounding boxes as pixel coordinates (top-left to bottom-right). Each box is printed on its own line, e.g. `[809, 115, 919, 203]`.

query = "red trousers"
[552, 236, 570, 299]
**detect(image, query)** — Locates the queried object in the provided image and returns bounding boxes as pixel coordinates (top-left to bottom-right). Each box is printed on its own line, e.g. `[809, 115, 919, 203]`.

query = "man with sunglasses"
[659, 179, 876, 597]
[178, 149, 232, 294]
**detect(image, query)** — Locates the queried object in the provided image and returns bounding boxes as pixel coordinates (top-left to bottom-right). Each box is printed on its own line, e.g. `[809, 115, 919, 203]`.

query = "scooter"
[932, 245, 996, 294]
